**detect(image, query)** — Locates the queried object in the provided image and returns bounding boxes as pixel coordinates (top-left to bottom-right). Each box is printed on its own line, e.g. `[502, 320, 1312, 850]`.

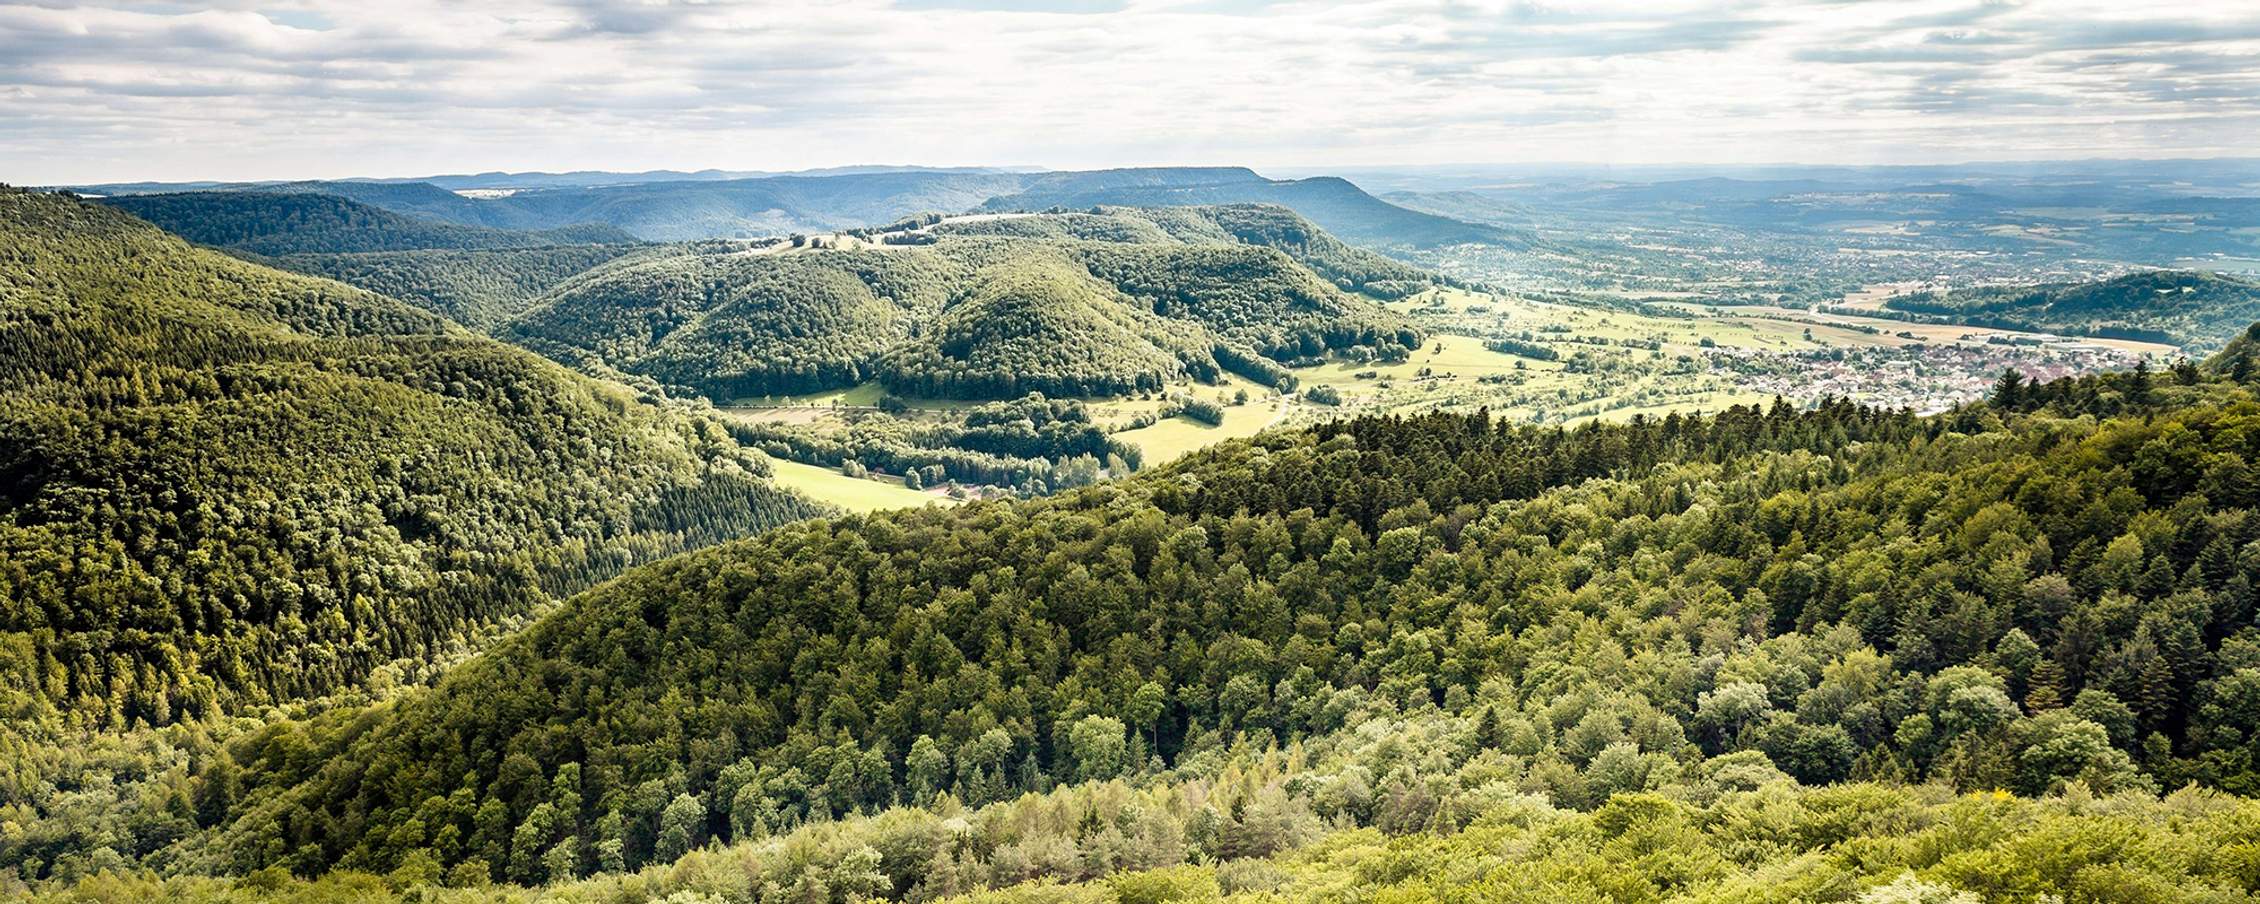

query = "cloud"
[1, 0, 2257, 183]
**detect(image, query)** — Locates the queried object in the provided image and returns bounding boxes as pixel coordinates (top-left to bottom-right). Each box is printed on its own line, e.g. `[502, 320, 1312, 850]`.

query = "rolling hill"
[981, 172, 1526, 249]
[929, 203, 1446, 297]
[503, 205, 1428, 401]
[97, 191, 636, 255]
[75, 167, 1509, 251]
[1882, 269, 2260, 349]
[0, 187, 824, 732]
[265, 244, 651, 332]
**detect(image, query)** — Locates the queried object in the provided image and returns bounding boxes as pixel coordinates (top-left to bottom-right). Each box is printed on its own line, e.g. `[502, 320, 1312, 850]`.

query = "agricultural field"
[767, 459, 951, 513]
[1343, 285, 2172, 420]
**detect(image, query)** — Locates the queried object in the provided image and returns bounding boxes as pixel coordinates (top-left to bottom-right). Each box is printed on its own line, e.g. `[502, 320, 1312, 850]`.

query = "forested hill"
[77, 167, 1506, 250]
[265, 244, 650, 332]
[503, 205, 1429, 401]
[168, 357, 2260, 891]
[1881, 269, 2260, 350]
[96, 191, 637, 256]
[979, 174, 1523, 249]
[927, 203, 1445, 296]
[0, 188, 824, 731]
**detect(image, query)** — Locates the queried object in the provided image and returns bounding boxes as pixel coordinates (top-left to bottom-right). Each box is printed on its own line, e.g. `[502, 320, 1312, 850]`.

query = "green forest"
[1880, 270, 2260, 350]
[0, 187, 823, 735]
[12, 181, 2260, 904]
[268, 245, 648, 331]
[9, 297, 2260, 900]
[97, 192, 635, 256]
[729, 393, 1140, 495]
[499, 206, 1428, 401]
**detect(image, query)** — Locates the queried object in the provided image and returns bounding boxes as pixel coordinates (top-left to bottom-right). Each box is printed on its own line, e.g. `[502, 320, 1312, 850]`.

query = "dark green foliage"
[1171, 395, 1227, 425]
[1885, 270, 2260, 350]
[186, 369, 2260, 881]
[99, 192, 634, 256]
[268, 245, 646, 331]
[1483, 336, 1562, 361]
[0, 188, 823, 733]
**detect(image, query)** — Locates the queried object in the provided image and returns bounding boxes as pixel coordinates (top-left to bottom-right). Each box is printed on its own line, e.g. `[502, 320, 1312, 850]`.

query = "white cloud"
[2, 0, 2257, 183]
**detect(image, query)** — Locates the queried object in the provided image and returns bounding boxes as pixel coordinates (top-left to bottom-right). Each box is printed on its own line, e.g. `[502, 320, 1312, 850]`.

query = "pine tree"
[2024, 658, 2067, 712]
[1474, 705, 1503, 751]
[1992, 367, 2025, 410]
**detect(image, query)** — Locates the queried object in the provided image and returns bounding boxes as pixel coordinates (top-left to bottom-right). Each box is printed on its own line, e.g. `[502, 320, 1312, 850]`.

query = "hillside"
[981, 174, 1523, 249]
[0, 188, 824, 732]
[930, 203, 1444, 297]
[88, 168, 1509, 251]
[266, 244, 649, 332]
[877, 250, 1222, 398]
[504, 206, 1428, 400]
[117, 359, 2260, 895]
[505, 245, 959, 398]
[1882, 269, 2260, 349]
[97, 191, 636, 255]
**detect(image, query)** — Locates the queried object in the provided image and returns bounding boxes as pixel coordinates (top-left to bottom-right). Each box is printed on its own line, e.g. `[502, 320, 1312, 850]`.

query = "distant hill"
[372, 164, 1038, 192]
[0, 188, 823, 729]
[931, 203, 1446, 296]
[1381, 189, 1539, 232]
[73, 167, 1511, 251]
[1883, 270, 2260, 349]
[98, 190, 636, 255]
[480, 171, 1029, 240]
[982, 173, 1520, 249]
[503, 205, 1429, 400]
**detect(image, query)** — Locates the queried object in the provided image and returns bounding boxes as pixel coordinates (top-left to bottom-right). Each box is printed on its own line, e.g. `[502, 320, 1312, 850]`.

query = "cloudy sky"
[5, 0, 2259, 183]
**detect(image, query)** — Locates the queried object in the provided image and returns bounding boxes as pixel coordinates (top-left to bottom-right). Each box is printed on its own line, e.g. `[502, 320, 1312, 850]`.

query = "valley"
[20, 0, 2260, 899]
[12, 157, 2260, 904]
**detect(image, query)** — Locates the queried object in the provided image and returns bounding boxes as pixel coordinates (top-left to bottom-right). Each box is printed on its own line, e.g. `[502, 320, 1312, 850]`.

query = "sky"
[4, 0, 2259, 184]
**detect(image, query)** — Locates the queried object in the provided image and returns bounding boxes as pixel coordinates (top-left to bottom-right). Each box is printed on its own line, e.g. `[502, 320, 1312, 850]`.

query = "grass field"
[1103, 374, 1282, 464]
[770, 459, 950, 513]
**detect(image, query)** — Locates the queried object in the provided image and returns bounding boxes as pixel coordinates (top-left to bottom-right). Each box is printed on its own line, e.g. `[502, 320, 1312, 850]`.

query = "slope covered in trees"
[929, 205, 1445, 298]
[97, 191, 635, 256]
[0, 188, 824, 733]
[1882, 269, 2260, 349]
[266, 245, 648, 332]
[876, 251, 1219, 398]
[503, 210, 1427, 401]
[504, 245, 961, 399]
[980, 175, 1521, 249]
[131, 352, 2260, 893]
[83, 168, 1507, 251]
